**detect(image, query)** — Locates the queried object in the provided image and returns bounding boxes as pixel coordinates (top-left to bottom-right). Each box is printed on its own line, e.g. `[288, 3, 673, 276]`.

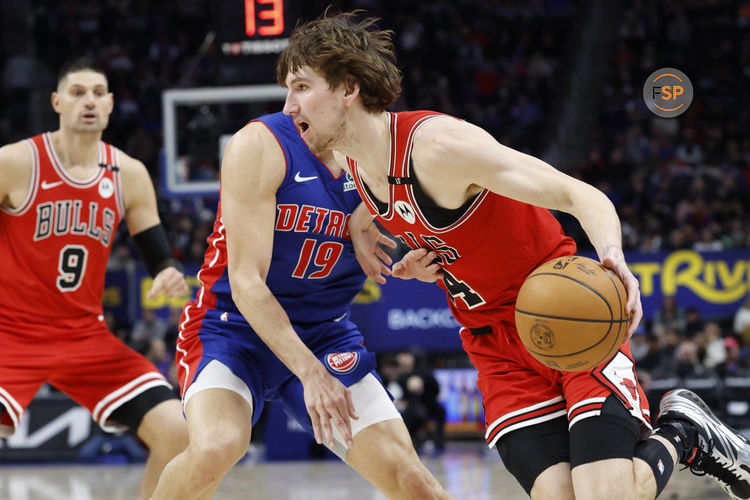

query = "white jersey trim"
[43, 132, 105, 188]
[569, 410, 602, 428]
[484, 395, 564, 440]
[347, 114, 397, 221]
[176, 305, 193, 399]
[567, 396, 607, 416]
[401, 115, 491, 233]
[0, 386, 24, 429]
[111, 146, 126, 218]
[196, 220, 226, 308]
[329, 373, 402, 460]
[92, 372, 169, 431]
[488, 409, 567, 449]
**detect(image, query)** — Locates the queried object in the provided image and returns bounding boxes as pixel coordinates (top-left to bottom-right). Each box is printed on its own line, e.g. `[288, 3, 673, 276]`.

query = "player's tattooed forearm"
[601, 244, 621, 257]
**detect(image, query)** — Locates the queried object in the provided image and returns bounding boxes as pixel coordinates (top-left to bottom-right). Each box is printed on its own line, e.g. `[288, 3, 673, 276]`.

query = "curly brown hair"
[277, 11, 402, 112]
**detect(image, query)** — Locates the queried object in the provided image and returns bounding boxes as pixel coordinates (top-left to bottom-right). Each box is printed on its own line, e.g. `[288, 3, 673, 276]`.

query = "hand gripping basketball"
[514, 256, 631, 372]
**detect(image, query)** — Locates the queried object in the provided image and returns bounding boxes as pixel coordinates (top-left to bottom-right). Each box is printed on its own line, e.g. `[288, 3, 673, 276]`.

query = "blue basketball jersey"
[196, 112, 366, 323]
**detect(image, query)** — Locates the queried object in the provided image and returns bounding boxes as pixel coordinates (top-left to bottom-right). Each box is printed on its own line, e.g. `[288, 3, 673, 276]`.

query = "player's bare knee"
[573, 461, 637, 500]
[633, 473, 656, 500]
[190, 427, 250, 472]
[138, 409, 188, 458]
[151, 420, 188, 459]
[393, 463, 441, 499]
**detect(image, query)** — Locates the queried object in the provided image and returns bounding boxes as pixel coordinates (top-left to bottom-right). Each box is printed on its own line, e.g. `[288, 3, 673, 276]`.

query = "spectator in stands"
[146, 339, 171, 379]
[630, 325, 649, 364]
[701, 322, 728, 370]
[673, 341, 713, 380]
[132, 308, 168, 343]
[163, 306, 183, 348]
[652, 295, 686, 333]
[677, 340, 724, 408]
[734, 294, 750, 343]
[714, 337, 748, 379]
[636, 331, 666, 373]
[693, 227, 724, 252]
[396, 347, 446, 453]
[684, 306, 705, 339]
[377, 354, 405, 410]
[1, 49, 34, 139]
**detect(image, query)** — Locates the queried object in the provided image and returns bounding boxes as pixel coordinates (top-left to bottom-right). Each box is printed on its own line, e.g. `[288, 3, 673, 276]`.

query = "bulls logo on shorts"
[619, 375, 638, 400]
[325, 352, 360, 375]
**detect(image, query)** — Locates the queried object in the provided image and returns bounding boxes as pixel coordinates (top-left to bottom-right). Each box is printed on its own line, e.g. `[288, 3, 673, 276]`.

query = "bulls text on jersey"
[396, 231, 486, 309]
[396, 231, 460, 265]
[34, 200, 115, 247]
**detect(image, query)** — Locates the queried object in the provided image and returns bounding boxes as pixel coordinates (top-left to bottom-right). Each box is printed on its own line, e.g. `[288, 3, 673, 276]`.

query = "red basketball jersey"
[0, 133, 125, 319]
[347, 111, 577, 328]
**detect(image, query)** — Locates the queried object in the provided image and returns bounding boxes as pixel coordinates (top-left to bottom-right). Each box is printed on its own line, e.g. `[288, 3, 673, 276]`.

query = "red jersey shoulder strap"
[347, 156, 384, 217]
[389, 111, 446, 179]
[101, 141, 127, 219]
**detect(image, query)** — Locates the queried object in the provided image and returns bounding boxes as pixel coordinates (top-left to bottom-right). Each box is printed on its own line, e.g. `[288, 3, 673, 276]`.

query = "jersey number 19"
[292, 238, 343, 279]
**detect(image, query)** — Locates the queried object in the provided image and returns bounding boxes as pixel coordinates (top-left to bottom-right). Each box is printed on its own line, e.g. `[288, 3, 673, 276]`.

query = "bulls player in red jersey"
[276, 12, 750, 500]
[0, 58, 188, 499]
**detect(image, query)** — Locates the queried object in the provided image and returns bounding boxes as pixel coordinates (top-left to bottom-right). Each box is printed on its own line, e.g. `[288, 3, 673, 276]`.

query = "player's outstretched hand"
[392, 248, 442, 283]
[302, 364, 358, 450]
[147, 266, 189, 300]
[601, 250, 643, 340]
[350, 204, 397, 284]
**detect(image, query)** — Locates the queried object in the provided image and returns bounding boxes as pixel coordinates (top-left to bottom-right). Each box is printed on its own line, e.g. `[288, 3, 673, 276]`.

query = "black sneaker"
[658, 389, 750, 499]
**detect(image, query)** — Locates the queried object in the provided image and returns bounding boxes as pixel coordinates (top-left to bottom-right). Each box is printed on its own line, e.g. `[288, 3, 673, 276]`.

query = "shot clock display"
[214, 0, 300, 56]
[243, 0, 284, 36]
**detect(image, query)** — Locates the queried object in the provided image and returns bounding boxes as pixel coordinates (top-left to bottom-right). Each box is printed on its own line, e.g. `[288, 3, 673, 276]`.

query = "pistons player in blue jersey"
[151, 112, 451, 500]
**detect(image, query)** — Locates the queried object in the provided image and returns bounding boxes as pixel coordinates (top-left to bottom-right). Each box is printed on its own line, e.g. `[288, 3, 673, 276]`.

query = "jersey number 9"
[56, 244, 89, 292]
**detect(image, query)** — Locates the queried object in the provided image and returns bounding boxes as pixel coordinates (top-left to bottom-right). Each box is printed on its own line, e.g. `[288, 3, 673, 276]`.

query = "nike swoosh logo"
[294, 172, 317, 182]
[41, 180, 64, 190]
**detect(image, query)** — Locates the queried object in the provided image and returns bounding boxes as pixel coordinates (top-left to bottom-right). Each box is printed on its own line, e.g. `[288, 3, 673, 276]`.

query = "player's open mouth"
[298, 121, 309, 134]
[82, 113, 97, 121]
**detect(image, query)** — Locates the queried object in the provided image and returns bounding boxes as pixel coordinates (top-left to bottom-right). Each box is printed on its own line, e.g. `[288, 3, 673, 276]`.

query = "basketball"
[515, 256, 630, 372]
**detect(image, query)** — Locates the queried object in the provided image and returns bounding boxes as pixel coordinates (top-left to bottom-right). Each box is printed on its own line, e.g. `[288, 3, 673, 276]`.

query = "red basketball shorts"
[0, 312, 171, 433]
[460, 321, 650, 448]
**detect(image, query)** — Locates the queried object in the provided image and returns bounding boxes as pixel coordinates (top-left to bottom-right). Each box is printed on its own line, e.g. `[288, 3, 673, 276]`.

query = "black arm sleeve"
[132, 224, 184, 277]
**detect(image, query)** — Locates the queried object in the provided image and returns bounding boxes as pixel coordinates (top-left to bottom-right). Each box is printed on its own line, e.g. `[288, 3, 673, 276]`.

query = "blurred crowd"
[378, 347, 456, 453]
[386, 0, 573, 155]
[2, 0, 577, 273]
[635, 294, 750, 429]
[567, 0, 750, 254]
[569, 0, 750, 428]
[1, 0, 749, 434]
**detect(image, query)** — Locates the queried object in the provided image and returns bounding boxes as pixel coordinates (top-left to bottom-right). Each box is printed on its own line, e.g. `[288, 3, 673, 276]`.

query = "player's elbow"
[561, 180, 610, 219]
[228, 272, 265, 305]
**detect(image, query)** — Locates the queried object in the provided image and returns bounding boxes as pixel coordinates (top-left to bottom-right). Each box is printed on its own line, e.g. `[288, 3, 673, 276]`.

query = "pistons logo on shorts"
[325, 352, 359, 375]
